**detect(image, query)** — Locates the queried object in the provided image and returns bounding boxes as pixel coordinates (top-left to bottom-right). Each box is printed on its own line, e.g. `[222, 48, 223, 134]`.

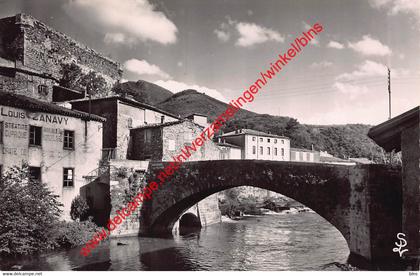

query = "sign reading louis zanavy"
[0, 106, 69, 125]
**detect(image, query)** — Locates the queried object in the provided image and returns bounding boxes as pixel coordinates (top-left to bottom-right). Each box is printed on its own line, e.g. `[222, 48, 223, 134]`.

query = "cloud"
[337, 60, 388, 81]
[214, 22, 231, 42]
[302, 21, 320, 46]
[327, 40, 345, 49]
[369, 0, 420, 19]
[348, 35, 392, 56]
[235, 22, 285, 47]
[310, 61, 333, 68]
[63, 0, 177, 45]
[333, 82, 370, 99]
[154, 80, 228, 102]
[124, 59, 171, 79]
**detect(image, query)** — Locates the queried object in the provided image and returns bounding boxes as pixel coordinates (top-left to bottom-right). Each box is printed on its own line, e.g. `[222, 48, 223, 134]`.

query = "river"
[0, 212, 350, 271]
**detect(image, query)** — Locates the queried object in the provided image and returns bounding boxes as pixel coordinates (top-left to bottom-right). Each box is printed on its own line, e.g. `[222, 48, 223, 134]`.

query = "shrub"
[70, 195, 89, 221]
[0, 165, 62, 256]
[52, 218, 101, 249]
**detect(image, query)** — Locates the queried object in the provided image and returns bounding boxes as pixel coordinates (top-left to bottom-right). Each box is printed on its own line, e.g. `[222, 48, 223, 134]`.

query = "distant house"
[349, 157, 374, 164]
[217, 129, 291, 161]
[319, 151, 355, 166]
[290, 148, 320, 162]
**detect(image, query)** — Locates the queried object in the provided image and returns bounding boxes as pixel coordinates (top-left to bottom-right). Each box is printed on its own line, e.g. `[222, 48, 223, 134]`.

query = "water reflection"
[1, 212, 350, 271]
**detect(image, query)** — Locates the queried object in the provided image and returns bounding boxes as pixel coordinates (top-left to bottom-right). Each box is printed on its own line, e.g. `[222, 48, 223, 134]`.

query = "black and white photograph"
[0, 0, 419, 274]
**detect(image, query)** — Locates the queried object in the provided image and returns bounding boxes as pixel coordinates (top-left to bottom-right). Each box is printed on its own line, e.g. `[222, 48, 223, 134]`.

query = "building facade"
[71, 96, 179, 160]
[129, 120, 220, 162]
[290, 147, 320, 162]
[218, 129, 291, 161]
[0, 91, 104, 220]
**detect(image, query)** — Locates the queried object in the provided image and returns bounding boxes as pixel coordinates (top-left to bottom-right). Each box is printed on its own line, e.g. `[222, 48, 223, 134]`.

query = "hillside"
[157, 89, 385, 162]
[113, 80, 173, 105]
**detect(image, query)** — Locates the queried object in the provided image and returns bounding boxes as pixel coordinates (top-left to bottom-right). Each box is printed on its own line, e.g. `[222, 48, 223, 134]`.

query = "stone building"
[0, 13, 122, 102]
[217, 129, 291, 161]
[129, 120, 220, 162]
[0, 91, 104, 220]
[71, 96, 179, 160]
[129, 120, 222, 232]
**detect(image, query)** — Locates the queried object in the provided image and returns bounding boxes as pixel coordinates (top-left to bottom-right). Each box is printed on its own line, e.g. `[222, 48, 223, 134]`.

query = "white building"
[217, 129, 290, 161]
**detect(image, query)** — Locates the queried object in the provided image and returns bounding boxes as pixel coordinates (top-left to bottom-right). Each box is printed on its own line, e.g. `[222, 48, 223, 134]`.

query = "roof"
[320, 156, 354, 163]
[368, 106, 419, 152]
[291, 147, 317, 153]
[185, 113, 208, 118]
[0, 91, 106, 122]
[217, 142, 242, 149]
[130, 119, 204, 131]
[71, 96, 179, 119]
[349, 157, 375, 164]
[220, 129, 289, 139]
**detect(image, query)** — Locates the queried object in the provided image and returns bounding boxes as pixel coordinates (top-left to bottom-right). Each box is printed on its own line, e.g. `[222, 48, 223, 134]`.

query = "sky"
[1, 0, 420, 125]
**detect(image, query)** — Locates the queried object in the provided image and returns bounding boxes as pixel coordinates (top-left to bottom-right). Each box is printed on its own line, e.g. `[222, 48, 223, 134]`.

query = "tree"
[59, 62, 84, 91]
[59, 63, 109, 97]
[70, 195, 89, 221]
[284, 118, 300, 136]
[0, 165, 62, 256]
[80, 71, 108, 97]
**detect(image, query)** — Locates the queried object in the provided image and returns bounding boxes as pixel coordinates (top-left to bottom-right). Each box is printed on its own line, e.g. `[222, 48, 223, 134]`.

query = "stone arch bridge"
[140, 160, 403, 267]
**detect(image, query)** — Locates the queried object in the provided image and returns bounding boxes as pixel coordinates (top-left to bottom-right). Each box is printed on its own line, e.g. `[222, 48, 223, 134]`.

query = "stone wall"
[0, 70, 56, 101]
[0, 14, 122, 98]
[161, 121, 220, 162]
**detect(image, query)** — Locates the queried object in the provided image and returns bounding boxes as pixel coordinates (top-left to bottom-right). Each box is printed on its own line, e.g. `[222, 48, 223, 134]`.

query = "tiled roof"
[130, 119, 205, 131]
[290, 147, 317, 153]
[217, 142, 242, 149]
[220, 128, 289, 139]
[320, 156, 353, 163]
[70, 96, 179, 119]
[0, 91, 106, 122]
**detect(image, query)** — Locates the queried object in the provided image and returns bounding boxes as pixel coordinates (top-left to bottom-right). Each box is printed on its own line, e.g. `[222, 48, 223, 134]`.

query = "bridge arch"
[141, 160, 351, 240]
[139, 160, 401, 267]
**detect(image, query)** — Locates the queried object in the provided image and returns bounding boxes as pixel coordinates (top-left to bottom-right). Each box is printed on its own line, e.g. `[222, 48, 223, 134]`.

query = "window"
[259, 137, 263, 142]
[299, 152, 304, 160]
[29, 125, 42, 146]
[267, 147, 271, 155]
[63, 130, 74, 149]
[0, 122, 3, 144]
[281, 148, 285, 157]
[160, 116, 165, 124]
[38, 85, 48, 96]
[307, 152, 311, 161]
[168, 139, 175, 151]
[252, 146, 256, 154]
[274, 148, 278, 156]
[144, 129, 152, 143]
[274, 139, 277, 144]
[127, 118, 133, 128]
[260, 146, 263, 155]
[252, 136, 256, 142]
[267, 138, 271, 143]
[281, 140, 284, 144]
[29, 166, 41, 182]
[63, 168, 74, 187]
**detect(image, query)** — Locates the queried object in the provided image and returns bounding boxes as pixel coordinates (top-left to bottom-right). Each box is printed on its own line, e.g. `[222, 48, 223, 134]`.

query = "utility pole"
[388, 67, 391, 120]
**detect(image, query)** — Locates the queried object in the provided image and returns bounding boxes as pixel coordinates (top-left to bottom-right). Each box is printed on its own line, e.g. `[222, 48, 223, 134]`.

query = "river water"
[1, 212, 350, 271]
